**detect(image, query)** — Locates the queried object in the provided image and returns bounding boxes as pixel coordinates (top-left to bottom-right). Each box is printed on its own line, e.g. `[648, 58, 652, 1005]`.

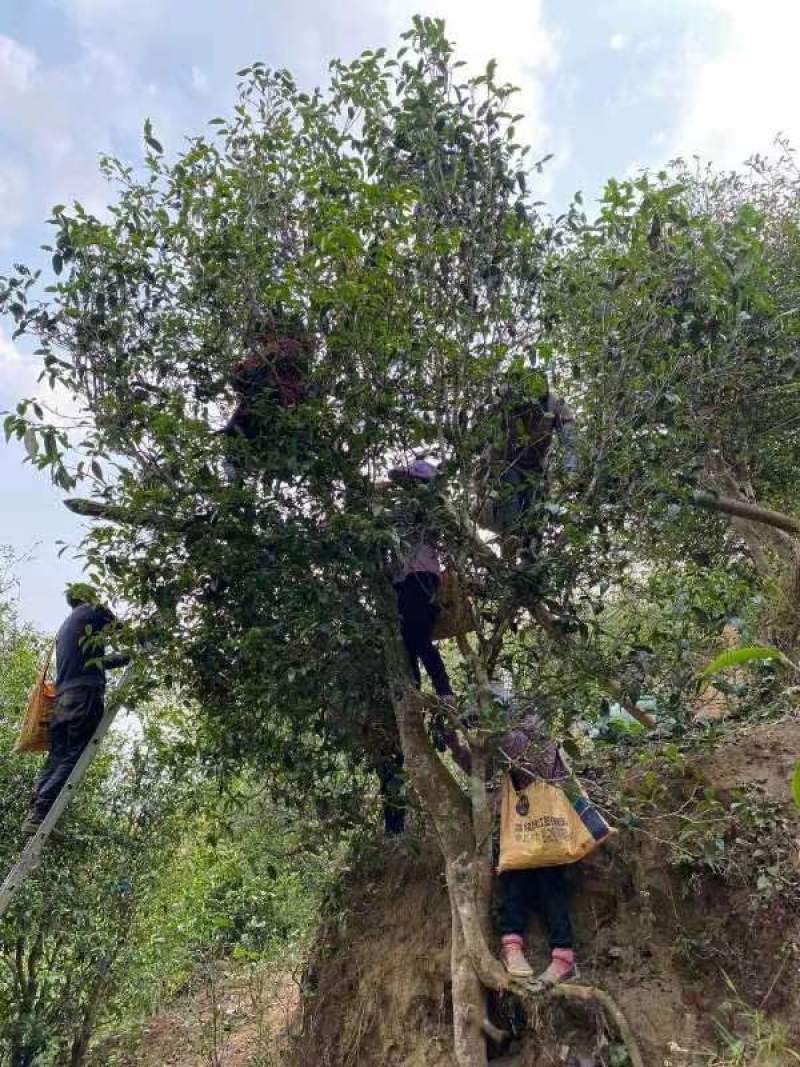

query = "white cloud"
[0, 34, 38, 93]
[609, 33, 629, 51]
[0, 329, 85, 423]
[59, 0, 161, 37]
[0, 328, 41, 403]
[0, 31, 160, 246]
[670, 0, 800, 167]
[191, 64, 209, 93]
[0, 164, 30, 235]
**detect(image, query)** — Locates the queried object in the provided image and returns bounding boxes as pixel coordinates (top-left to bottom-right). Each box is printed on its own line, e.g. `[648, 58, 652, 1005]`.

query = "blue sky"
[1, 0, 797, 630]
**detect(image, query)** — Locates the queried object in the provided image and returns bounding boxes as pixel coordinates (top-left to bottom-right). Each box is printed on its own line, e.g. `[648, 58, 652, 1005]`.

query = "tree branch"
[691, 490, 800, 537]
[64, 496, 195, 532]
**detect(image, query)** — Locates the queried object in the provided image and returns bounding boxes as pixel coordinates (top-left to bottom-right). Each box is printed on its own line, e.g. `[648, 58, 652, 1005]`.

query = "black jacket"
[55, 604, 129, 697]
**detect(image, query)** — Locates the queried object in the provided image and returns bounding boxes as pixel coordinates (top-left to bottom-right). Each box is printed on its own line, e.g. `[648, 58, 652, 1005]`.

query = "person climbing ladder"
[21, 584, 131, 834]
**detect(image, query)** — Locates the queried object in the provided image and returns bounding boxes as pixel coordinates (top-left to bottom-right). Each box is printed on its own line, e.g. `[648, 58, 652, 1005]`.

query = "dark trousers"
[32, 687, 104, 820]
[497, 866, 573, 950]
[394, 572, 453, 698]
[377, 750, 406, 836]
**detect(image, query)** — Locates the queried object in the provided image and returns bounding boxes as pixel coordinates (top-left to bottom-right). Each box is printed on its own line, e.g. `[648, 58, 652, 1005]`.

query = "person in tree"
[221, 315, 313, 479]
[495, 704, 579, 985]
[22, 584, 131, 833]
[479, 368, 578, 543]
[373, 459, 456, 837]
[438, 684, 610, 985]
[387, 459, 455, 703]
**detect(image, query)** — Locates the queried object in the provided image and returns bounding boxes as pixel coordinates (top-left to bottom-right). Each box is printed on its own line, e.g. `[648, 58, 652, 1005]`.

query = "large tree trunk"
[389, 678, 488, 1065]
[379, 573, 488, 1065]
[380, 577, 644, 1066]
[448, 887, 488, 1066]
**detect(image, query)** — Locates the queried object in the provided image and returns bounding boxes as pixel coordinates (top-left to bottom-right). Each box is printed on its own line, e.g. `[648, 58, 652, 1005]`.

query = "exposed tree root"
[481, 1017, 509, 1043]
[448, 855, 645, 1067]
[483, 978, 646, 1067]
[547, 983, 646, 1067]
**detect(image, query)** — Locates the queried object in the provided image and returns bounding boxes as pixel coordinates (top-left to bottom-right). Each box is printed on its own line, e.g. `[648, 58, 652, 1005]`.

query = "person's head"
[65, 582, 97, 609]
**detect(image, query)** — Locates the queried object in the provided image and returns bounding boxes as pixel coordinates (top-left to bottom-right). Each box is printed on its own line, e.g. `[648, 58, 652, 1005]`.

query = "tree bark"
[379, 574, 488, 1064]
[449, 886, 489, 1066]
[389, 683, 488, 1064]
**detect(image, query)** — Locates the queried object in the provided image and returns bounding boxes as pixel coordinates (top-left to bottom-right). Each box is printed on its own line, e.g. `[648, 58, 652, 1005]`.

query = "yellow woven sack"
[15, 645, 56, 754]
[498, 777, 600, 872]
[432, 568, 473, 642]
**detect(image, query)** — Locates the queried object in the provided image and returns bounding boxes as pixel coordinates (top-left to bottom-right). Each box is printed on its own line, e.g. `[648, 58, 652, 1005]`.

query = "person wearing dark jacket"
[479, 373, 578, 544]
[22, 585, 130, 833]
[220, 319, 313, 482]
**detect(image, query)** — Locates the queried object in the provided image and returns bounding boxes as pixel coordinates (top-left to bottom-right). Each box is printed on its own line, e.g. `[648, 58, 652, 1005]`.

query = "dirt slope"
[292, 717, 800, 1067]
[123, 965, 298, 1066]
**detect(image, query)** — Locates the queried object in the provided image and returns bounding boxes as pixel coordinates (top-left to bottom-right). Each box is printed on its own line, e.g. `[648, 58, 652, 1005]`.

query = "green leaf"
[792, 764, 800, 811]
[701, 645, 785, 676]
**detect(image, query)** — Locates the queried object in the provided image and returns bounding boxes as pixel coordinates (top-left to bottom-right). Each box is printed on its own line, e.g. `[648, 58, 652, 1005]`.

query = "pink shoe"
[535, 948, 577, 987]
[501, 935, 534, 978]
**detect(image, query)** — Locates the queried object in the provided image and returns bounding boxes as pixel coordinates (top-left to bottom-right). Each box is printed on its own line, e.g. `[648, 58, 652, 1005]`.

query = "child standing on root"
[498, 865, 575, 984]
[387, 460, 454, 702]
[433, 684, 612, 986]
[494, 696, 612, 985]
[494, 704, 577, 984]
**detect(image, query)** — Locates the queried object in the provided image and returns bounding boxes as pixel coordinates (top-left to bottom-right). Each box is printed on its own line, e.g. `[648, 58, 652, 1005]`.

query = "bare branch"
[691, 489, 800, 536]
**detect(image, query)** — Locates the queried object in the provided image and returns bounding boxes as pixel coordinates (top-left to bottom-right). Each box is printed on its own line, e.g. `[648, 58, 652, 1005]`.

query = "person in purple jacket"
[387, 460, 454, 702]
[373, 460, 455, 838]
